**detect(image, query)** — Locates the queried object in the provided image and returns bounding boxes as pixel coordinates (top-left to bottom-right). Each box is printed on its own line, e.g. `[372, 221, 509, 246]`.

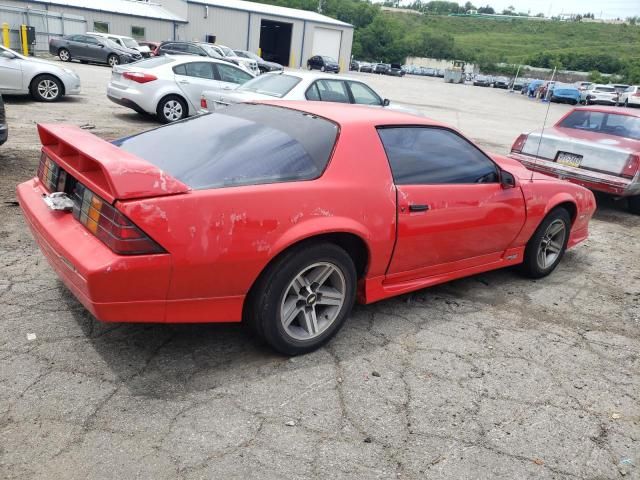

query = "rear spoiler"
[38, 124, 189, 203]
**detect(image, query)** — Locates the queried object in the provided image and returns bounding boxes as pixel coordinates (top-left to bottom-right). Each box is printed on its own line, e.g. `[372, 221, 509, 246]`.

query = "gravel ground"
[0, 62, 638, 480]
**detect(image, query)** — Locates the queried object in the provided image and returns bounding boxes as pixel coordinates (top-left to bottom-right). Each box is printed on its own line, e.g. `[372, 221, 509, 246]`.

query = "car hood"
[24, 56, 70, 70]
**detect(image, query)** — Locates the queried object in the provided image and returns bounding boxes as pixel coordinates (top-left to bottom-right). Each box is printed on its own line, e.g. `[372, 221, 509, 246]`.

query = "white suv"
[208, 44, 259, 75]
[87, 32, 151, 58]
[620, 85, 640, 108]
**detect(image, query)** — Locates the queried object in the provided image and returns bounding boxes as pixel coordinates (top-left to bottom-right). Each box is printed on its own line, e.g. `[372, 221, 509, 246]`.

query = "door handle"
[178, 79, 190, 84]
[409, 204, 430, 212]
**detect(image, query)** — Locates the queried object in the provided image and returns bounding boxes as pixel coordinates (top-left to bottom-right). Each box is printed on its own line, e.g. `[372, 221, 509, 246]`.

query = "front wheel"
[520, 208, 571, 278]
[246, 243, 357, 356]
[58, 48, 70, 62]
[31, 74, 63, 102]
[107, 54, 120, 67]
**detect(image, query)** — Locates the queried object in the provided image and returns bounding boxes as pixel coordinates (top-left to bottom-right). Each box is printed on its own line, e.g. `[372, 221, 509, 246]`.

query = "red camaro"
[17, 102, 596, 355]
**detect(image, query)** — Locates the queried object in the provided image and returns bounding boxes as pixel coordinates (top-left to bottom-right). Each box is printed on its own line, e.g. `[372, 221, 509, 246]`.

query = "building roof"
[189, 0, 353, 28]
[28, 0, 187, 22]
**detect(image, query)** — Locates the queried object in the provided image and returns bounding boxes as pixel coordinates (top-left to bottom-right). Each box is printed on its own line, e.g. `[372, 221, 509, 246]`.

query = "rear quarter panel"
[117, 122, 398, 302]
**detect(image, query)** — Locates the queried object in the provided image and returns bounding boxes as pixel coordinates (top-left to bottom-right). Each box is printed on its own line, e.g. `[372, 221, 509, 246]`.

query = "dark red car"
[17, 102, 595, 355]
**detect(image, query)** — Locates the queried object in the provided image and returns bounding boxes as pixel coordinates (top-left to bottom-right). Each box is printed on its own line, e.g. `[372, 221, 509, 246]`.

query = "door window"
[378, 127, 499, 185]
[215, 63, 253, 84]
[186, 44, 205, 56]
[347, 81, 382, 105]
[306, 79, 350, 103]
[181, 62, 215, 80]
[81, 35, 100, 45]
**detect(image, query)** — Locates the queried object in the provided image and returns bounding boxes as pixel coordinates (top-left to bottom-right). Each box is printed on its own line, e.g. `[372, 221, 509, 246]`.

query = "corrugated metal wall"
[0, 1, 177, 44]
[183, 3, 248, 47]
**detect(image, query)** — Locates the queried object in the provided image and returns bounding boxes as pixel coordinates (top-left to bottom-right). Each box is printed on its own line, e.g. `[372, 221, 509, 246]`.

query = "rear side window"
[215, 63, 253, 84]
[114, 104, 339, 189]
[559, 110, 640, 140]
[378, 127, 499, 185]
[306, 80, 350, 103]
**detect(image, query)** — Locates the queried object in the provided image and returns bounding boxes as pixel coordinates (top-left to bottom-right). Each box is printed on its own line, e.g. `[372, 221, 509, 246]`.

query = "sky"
[380, 0, 640, 19]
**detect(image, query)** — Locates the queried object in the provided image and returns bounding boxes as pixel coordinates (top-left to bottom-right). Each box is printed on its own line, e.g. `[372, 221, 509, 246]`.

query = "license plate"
[556, 152, 583, 168]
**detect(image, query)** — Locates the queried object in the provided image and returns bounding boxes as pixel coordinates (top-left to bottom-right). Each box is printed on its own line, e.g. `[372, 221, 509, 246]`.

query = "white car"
[583, 84, 619, 105]
[199, 70, 421, 116]
[0, 45, 80, 101]
[207, 44, 260, 76]
[619, 85, 640, 108]
[107, 55, 255, 123]
[87, 32, 152, 58]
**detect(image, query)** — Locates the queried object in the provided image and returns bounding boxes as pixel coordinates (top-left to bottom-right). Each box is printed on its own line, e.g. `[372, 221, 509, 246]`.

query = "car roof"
[573, 105, 640, 118]
[160, 54, 237, 66]
[258, 100, 441, 128]
[265, 70, 359, 82]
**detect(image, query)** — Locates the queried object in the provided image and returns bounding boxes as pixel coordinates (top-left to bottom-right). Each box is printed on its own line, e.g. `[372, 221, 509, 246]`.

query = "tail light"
[123, 71, 157, 84]
[633, 92, 640, 97]
[72, 183, 166, 255]
[200, 97, 207, 109]
[622, 154, 639, 179]
[511, 134, 528, 153]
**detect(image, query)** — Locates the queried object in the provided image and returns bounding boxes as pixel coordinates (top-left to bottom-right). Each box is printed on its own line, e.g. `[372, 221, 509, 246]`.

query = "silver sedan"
[0, 45, 81, 101]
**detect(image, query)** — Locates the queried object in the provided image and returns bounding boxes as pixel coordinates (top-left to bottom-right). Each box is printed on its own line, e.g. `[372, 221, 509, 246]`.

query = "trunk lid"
[521, 127, 637, 177]
[38, 123, 189, 203]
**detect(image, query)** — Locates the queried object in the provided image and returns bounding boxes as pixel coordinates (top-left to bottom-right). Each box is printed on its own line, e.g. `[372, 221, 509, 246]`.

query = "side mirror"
[97, 43, 105, 48]
[501, 170, 516, 189]
[383, 98, 390, 107]
[1, 51, 16, 59]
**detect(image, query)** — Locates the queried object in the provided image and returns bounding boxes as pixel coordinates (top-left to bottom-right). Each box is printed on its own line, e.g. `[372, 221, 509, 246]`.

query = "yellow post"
[20, 24, 28, 56]
[289, 53, 295, 68]
[257, 47, 262, 58]
[2, 23, 9, 48]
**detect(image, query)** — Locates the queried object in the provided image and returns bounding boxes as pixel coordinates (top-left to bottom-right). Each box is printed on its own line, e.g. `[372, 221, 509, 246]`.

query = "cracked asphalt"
[0, 62, 639, 479]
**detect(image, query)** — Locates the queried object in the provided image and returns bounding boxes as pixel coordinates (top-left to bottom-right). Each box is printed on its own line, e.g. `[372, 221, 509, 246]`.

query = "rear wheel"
[246, 243, 357, 356]
[628, 196, 640, 215]
[520, 208, 571, 278]
[156, 95, 187, 123]
[320, 66, 326, 72]
[107, 54, 120, 67]
[58, 48, 70, 62]
[624, 99, 630, 108]
[30, 74, 63, 102]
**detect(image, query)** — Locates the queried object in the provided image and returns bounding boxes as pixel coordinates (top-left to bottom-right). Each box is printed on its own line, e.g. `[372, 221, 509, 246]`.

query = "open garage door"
[311, 27, 342, 61]
[259, 20, 292, 66]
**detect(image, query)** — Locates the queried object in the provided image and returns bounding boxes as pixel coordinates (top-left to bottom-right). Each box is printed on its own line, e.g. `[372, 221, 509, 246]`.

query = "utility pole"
[317, 0, 323, 14]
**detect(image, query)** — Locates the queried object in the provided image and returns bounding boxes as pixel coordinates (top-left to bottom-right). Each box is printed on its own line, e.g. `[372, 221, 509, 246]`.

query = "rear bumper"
[17, 178, 172, 322]
[509, 152, 639, 197]
[107, 93, 146, 113]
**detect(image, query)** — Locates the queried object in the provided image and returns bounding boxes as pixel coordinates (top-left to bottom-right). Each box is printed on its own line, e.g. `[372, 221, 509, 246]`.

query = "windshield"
[200, 44, 223, 58]
[115, 104, 339, 190]
[238, 74, 301, 98]
[322, 56, 337, 63]
[120, 37, 139, 49]
[559, 111, 640, 141]
[219, 45, 235, 57]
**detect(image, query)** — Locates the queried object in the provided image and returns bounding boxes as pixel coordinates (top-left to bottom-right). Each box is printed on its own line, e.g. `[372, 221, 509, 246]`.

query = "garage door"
[311, 27, 342, 61]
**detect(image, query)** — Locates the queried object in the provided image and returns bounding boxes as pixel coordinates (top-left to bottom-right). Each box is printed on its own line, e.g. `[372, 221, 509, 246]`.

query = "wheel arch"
[545, 195, 578, 225]
[29, 73, 65, 96]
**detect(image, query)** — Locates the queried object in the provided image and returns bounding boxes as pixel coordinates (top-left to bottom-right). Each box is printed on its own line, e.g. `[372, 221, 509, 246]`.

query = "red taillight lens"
[511, 134, 528, 153]
[73, 183, 165, 255]
[200, 97, 207, 109]
[123, 71, 157, 84]
[622, 154, 640, 179]
[633, 92, 640, 97]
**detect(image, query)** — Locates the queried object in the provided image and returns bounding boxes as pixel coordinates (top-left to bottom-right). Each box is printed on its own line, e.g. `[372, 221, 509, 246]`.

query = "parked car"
[492, 76, 509, 89]
[107, 55, 255, 123]
[205, 44, 260, 75]
[49, 34, 142, 67]
[307, 55, 340, 73]
[575, 81, 593, 93]
[0, 93, 7, 145]
[510, 106, 640, 213]
[87, 32, 152, 58]
[583, 84, 618, 105]
[234, 49, 282, 73]
[549, 83, 581, 105]
[349, 60, 360, 71]
[0, 45, 80, 101]
[527, 79, 544, 97]
[18, 102, 595, 354]
[473, 75, 492, 87]
[138, 41, 160, 56]
[510, 78, 526, 91]
[620, 85, 640, 108]
[388, 63, 404, 77]
[199, 71, 419, 116]
[373, 63, 390, 75]
[359, 62, 373, 73]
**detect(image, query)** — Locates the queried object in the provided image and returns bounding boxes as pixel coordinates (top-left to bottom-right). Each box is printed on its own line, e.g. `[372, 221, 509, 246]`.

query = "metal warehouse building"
[0, 0, 354, 69]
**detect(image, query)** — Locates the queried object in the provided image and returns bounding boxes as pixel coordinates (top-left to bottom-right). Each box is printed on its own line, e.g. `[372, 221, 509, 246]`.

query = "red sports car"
[510, 106, 640, 214]
[17, 102, 596, 355]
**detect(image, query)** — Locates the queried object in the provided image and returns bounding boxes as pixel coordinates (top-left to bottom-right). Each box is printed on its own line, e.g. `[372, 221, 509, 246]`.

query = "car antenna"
[531, 66, 557, 183]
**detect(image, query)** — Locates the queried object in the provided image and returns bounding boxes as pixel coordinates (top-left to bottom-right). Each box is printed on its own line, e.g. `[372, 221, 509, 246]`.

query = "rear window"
[114, 104, 339, 189]
[559, 110, 640, 141]
[595, 86, 615, 92]
[238, 74, 301, 98]
[135, 56, 175, 68]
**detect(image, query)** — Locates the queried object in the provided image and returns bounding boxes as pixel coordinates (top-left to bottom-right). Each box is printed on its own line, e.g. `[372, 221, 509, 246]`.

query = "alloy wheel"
[59, 49, 69, 61]
[109, 56, 120, 67]
[536, 219, 566, 270]
[37, 79, 59, 100]
[279, 262, 346, 341]
[162, 100, 183, 122]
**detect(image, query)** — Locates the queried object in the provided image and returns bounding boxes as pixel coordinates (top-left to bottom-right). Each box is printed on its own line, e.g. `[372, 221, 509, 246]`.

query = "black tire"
[628, 196, 640, 215]
[107, 54, 120, 67]
[624, 100, 629, 108]
[320, 66, 326, 72]
[80, 60, 89, 64]
[30, 74, 63, 102]
[245, 243, 357, 356]
[156, 95, 187, 123]
[520, 208, 571, 279]
[58, 48, 71, 62]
